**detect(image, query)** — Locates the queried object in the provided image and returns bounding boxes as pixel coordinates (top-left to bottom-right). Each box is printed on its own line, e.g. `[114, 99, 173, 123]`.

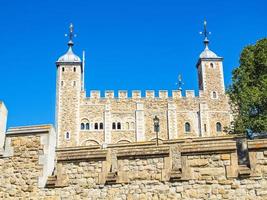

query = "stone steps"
[238, 165, 251, 177]
[105, 172, 117, 185]
[45, 176, 56, 188]
[169, 169, 182, 181]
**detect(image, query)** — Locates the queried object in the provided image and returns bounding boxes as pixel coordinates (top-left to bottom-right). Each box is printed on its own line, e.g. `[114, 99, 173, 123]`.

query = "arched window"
[213, 91, 217, 99]
[81, 123, 85, 130]
[131, 122, 135, 130]
[112, 122, 116, 130]
[73, 67, 76, 72]
[185, 122, 191, 133]
[126, 122, 130, 130]
[210, 63, 214, 68]
[100, 123, 104, 130]
[94, 123, 98, 130]
[117, 122, 121, 130]
[86, 123, 90, 130]
[216, 122, 222, 132]
[65, 132, 70, 140]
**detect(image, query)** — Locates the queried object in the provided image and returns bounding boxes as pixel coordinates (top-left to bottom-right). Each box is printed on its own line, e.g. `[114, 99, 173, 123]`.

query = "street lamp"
[153, 116, 160, 146]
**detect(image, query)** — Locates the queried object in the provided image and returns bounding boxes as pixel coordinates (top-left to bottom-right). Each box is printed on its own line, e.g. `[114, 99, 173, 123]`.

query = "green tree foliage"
[228, 38, 267, 133]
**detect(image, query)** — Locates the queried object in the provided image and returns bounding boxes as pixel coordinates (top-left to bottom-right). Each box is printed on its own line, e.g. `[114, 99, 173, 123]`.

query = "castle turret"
[55, 24, 83, 147]
[197, 20, 225, 99]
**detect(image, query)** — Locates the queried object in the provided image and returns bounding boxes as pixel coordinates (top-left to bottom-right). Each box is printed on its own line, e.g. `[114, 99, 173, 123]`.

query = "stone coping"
[116, 145, 170, 159]
[107, 141, 155, 149]
[165, 135, 243, 144]
[57, 145, 101, 152]
[181, 140, 237, 155]
[56, 135, 244, 161]
[247, 139, 267, 150]
[57, 148, 108, 162]
[6, 124, 54, 136]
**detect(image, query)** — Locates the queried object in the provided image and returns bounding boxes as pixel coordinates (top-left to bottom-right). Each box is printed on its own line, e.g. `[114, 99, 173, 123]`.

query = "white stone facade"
[55, 48, 232, 148]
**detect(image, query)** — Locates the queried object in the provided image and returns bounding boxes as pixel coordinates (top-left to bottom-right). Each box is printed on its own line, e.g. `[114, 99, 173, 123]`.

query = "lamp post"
[153, 116, 160, 146]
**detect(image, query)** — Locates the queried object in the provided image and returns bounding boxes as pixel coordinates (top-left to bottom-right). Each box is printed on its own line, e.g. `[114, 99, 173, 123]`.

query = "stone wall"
[76, 89, 232, 146]
[1, 126, 267, 199]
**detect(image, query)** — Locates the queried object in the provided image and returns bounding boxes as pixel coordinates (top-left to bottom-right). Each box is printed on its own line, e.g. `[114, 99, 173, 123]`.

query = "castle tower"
[197, 20, 225, 98]
[55, 24, 83, 147]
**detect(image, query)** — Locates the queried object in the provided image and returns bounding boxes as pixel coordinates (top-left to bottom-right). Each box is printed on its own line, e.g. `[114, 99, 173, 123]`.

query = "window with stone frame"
[65, 132, 70, 140]
[126, 122, 130, 130]
[185, 122, 191, 133]
[210, 63, 214, 68]
[94, 123, 98, 130]
[112, 122, 116, 130]
[212, 91, 217, 99]
[81, 123, 85, 130]
[117, 122, 121, 130]
[86, 123, 90, 130]
[216, 122, 222, 132]
[99, 122, 104, 130]
[130, 122, 135, 130]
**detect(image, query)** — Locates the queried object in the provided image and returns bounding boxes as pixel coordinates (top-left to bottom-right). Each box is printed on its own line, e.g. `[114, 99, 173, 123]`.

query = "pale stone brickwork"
[56, 41, 232, 147]
[0, 125, 267, 199]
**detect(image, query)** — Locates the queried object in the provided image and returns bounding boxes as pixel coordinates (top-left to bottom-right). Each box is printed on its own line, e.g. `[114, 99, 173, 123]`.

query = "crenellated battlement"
[87, 90, 202, 100]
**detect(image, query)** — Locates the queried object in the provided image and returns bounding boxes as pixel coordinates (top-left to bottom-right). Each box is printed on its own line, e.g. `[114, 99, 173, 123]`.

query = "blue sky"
[0, 0, 266, 128]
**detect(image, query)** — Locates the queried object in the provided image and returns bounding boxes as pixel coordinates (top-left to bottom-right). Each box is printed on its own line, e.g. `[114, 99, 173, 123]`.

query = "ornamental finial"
[199, 20, 211, 49]
[65, 23, 76, 47]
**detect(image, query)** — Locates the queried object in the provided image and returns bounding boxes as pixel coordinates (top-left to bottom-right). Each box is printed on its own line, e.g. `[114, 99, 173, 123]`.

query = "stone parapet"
[1, 130, 267, 199]
[57, 148, 107, 162]
[87, 89, 203, 99]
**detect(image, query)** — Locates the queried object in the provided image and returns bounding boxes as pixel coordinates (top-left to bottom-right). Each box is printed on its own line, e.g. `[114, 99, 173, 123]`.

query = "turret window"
[216, 122, 222, 132]
[73, 67, 76, 72]
[62, 67, 65, 72]
[73, 81, 76, 87]
[61, 81, 64, 87]
[65, 132, 70, 140]
[211, 91, 218, 99]
[210, 63, 214, 68]
[185, 122, 191, 133]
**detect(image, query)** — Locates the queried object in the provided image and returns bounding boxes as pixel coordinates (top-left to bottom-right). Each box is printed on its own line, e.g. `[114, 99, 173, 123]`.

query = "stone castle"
[0, 23, 266, 199]
[56, 23, 232, 148]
